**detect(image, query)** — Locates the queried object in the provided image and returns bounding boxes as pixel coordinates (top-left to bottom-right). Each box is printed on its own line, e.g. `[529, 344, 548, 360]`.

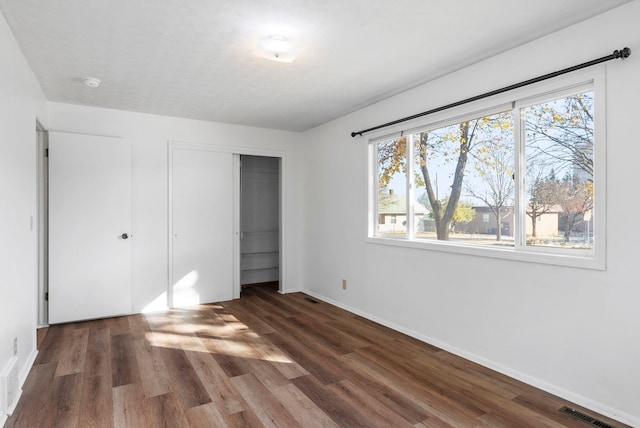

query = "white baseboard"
[303, 290, 639, 427]
[20, 349, 38, 388]
[280, 287, 302, 294]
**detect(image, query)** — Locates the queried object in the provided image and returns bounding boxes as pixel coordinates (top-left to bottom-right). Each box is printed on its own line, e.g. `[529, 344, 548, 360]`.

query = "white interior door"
[170, 147, 234, 307]
[48, 132, 132, 324]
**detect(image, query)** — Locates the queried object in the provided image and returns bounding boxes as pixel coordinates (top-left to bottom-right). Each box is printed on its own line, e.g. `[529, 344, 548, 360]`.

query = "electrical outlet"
[12, 337, 17, 357]
[342, 279, 347, 290]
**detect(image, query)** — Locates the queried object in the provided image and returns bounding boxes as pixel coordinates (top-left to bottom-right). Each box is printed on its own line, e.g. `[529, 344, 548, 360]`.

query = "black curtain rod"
[351, 47, 631, 138]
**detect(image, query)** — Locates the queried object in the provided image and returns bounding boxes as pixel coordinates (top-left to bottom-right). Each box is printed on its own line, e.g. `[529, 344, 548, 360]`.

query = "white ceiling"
[0, 0, 631, 132]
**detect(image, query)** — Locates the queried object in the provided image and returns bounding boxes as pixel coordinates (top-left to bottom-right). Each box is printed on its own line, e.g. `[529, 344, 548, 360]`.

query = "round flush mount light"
[259, 35, 292, 58]
[256, 35, 299, 63]
[261, 35, 289, 56]
[82, 77, 101, 88]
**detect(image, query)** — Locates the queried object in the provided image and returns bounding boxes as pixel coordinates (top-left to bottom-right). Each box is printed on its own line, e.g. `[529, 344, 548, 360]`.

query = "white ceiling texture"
[0, 0, 632, 132]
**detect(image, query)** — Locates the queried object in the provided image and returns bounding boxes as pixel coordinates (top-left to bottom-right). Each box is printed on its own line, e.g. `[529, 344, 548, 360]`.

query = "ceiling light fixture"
[260, 35, 290, 58]
[256, 35, 298, 63]
[82, 77, 101, 88]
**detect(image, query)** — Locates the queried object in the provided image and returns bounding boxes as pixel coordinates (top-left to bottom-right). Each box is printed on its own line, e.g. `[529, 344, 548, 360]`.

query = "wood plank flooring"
[8, 284, 627, 427]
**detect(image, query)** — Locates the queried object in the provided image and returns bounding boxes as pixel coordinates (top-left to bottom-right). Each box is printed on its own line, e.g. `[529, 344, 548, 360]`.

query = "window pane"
[412, 111, 514, 246]
[377, 138, 407, 236]
[523, 91, 594, 250]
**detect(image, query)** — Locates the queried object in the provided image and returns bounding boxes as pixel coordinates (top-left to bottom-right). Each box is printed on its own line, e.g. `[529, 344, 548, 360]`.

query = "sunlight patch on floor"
[143, 326, 293, 364]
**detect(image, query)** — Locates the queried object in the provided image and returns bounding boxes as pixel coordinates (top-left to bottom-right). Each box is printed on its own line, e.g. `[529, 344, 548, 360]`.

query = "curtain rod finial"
[614, 47, 631, 59]
[351, 131, 360, 138]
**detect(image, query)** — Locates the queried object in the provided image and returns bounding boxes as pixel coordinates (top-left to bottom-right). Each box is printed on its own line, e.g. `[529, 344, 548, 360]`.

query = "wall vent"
[0, 357, 20, 415]
[559, 406, 613, 428]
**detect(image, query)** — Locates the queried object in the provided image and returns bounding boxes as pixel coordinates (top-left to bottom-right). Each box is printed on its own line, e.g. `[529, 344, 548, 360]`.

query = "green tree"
[415, 123, 473, 240]
[420, 195, 475, 233]
[526, 170, 560, 238]
[525, 93, 593, 177]
[557, 176, 593, 242]
[466, 131, 514, 242]
[378, 111, 512, 241]
[525, 92, 594, 243]
[377, 139, 406, 190]
[449, 200, 476, 233]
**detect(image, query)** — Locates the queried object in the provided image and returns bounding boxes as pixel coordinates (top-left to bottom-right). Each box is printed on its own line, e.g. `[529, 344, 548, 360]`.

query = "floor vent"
[559, 406, 613, 428]
[0, 357, 20, 415]
[305, 297, 320, 304]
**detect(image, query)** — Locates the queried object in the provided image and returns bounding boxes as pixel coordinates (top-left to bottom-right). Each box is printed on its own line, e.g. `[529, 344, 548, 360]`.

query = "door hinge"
[45, 148, 49, 157]
[44, 292, 49, 301]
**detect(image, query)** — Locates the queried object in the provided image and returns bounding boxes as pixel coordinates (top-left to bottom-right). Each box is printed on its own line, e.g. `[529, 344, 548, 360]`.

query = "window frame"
[366, 67, 606, 270]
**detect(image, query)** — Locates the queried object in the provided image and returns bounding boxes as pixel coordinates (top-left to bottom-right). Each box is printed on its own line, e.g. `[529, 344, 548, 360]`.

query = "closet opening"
[239, 155, 281, 295]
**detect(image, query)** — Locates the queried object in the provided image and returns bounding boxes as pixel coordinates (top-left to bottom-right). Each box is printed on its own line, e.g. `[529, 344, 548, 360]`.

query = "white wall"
[3, 1, 639, 425]
[48, 103, 305, 314]
[0, 11, 47, 424]
[303, 2, 640, 425]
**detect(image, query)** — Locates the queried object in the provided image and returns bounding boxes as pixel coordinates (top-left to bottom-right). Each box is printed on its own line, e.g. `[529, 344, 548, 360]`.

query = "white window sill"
[366, 236, 605, 270]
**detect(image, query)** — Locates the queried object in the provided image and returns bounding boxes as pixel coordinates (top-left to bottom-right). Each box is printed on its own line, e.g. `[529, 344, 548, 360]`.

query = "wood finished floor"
[7, 283, 627, 428]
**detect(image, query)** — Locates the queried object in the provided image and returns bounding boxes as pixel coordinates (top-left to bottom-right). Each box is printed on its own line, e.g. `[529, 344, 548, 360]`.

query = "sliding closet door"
[170, 147, 234, 306]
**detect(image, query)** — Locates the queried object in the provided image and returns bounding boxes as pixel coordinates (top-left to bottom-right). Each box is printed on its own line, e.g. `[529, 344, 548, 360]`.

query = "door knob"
[121, 233, 129, 239]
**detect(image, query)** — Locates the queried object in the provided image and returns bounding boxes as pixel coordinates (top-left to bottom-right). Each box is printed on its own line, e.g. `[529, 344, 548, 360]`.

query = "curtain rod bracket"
[351, 46, 631, 138]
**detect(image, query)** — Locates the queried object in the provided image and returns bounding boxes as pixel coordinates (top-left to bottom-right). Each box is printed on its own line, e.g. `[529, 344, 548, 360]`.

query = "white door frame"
[168, 141, 286, 307]
[36, 122, 48, 326]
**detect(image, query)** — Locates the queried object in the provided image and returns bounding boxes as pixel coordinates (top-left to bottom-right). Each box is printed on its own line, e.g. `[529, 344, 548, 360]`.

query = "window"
[369, 73, 604, 269]
[522, 90, 594, 250]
